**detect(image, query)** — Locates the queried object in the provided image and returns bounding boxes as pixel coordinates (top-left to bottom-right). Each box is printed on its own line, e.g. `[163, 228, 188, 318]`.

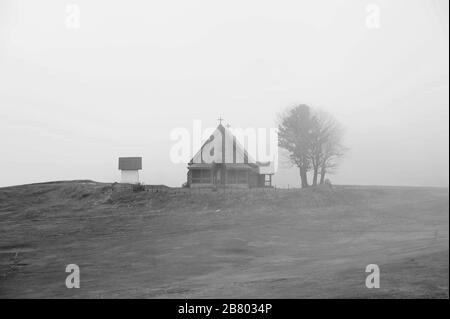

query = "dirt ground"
[0, 181, 448, 298]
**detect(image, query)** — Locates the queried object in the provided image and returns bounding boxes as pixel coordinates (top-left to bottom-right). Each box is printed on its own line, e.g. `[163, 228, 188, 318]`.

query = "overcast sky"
[0, 0, 448, 188]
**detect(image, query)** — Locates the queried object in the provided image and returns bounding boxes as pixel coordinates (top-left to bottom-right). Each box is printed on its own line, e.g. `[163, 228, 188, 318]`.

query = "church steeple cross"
[217, 116, 224, 125]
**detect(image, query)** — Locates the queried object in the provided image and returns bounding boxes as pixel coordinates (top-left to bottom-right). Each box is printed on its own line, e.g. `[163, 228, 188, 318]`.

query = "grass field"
[0, 181, 448, 298]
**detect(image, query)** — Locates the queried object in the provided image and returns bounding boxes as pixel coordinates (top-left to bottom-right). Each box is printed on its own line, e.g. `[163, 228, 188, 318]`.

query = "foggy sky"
[0, 0, 448, 188]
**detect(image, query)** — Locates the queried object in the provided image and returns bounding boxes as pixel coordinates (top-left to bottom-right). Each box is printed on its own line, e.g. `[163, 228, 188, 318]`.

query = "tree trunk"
[300, 166, 309, 188]
[312, 165, 318, 186]
[319, 166, 326, 184]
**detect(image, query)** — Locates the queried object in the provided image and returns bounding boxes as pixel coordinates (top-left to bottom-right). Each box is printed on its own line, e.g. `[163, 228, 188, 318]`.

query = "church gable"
[189, 124, 255, 165]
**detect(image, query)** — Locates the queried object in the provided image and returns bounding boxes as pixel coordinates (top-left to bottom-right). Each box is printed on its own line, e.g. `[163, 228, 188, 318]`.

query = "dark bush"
[132, 183, 146, 192]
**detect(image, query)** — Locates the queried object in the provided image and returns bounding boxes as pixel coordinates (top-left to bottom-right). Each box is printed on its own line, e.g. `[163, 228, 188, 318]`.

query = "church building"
[187, 122, 274, 188]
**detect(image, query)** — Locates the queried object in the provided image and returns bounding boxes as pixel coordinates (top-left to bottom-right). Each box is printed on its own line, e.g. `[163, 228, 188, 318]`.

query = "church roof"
[189, 124, 256, 165]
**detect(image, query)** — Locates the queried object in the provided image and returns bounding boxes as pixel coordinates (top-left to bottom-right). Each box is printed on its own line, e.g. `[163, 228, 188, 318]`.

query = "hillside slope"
[0, 181, 448, 298]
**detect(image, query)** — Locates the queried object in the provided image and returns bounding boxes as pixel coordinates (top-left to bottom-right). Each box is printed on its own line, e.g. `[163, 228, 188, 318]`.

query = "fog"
[0, 0, 448, 188]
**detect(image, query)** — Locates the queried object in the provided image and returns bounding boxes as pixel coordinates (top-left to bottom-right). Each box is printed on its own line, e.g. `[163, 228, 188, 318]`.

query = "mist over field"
[0, 181, 448, 298]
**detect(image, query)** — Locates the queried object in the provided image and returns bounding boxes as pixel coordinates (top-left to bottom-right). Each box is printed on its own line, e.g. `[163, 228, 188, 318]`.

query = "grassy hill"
[0, 181, 448, 298]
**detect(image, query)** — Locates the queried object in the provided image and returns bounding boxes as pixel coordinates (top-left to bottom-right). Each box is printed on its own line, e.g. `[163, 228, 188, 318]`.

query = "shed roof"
[118, 157, 142, 170]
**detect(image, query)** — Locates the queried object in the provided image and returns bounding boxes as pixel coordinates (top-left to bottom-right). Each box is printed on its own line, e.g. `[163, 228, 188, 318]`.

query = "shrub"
[132, 183, 146, 192]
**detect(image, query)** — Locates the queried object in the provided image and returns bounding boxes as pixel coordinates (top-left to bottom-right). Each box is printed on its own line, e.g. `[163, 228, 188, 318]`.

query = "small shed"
[118, 157, 142, 184]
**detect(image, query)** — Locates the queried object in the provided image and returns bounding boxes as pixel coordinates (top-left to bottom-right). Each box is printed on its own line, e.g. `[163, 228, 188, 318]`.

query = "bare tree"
[309, 110, 346, 185]
[278, 104, 314, 188]
[319, 128, 347, 184]
[309, 112, 326, 186]
[278, 105, 347, 188]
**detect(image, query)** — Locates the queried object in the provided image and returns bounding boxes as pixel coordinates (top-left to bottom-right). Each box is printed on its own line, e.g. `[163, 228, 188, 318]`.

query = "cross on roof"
[217, 116, 224, 125]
